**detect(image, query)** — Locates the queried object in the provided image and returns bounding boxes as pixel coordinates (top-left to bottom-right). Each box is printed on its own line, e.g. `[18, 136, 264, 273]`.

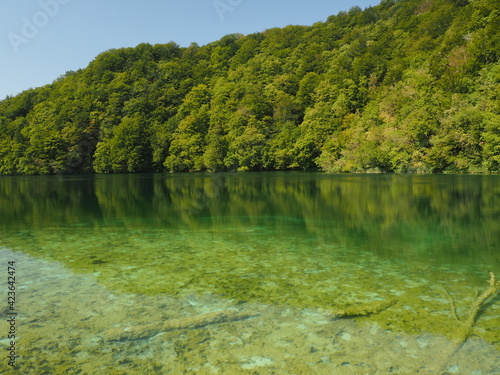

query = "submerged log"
[433, 272, 500, 373]
[325, 298, 396, 318]
[447, 272, 500, 344]
[104, 310, 257, 341]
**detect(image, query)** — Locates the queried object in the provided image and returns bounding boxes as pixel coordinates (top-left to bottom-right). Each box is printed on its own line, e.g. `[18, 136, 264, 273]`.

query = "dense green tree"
[94, 116, 150, 173]
[0, 0, 499, 175]
[164, 84, 211, 172]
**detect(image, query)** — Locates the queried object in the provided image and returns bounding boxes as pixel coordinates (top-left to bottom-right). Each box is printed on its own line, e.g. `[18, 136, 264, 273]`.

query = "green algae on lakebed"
[1, 173, 500, 373]
[3, 224, 499, 348]
[2, 246, 499, 375]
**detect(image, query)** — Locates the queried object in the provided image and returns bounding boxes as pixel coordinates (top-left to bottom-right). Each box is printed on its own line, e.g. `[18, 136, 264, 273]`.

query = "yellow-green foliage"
[1, 0, 500, 175]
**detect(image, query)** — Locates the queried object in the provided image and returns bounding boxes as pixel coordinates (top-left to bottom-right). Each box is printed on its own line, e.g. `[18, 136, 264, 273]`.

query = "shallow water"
[0, 173, 499, 374]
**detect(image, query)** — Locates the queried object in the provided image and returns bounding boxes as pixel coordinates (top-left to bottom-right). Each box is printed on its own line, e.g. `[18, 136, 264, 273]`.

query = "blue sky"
[0, 0, 374, 100]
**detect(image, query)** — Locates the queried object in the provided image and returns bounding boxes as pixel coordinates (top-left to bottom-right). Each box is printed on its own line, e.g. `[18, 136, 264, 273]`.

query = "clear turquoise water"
[0, 173, 499, 374]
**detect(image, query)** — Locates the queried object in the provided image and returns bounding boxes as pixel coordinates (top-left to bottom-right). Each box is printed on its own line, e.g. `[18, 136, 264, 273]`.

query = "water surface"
[1, 173, 499, 373]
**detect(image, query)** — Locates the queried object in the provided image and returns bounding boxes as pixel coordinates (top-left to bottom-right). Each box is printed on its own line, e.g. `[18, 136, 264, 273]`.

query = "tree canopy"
[1, 0, 499, 175]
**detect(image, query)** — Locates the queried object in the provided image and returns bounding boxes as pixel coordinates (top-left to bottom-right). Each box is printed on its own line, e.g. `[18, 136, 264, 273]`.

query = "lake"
[1, 172, 499, 374]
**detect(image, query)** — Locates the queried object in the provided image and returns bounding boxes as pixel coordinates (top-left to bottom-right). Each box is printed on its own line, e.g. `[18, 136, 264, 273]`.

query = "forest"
[0, 0, 499, 175]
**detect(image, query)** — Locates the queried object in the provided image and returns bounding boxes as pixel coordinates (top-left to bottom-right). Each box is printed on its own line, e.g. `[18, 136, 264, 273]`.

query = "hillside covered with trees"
[0, 0, 499, 175]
